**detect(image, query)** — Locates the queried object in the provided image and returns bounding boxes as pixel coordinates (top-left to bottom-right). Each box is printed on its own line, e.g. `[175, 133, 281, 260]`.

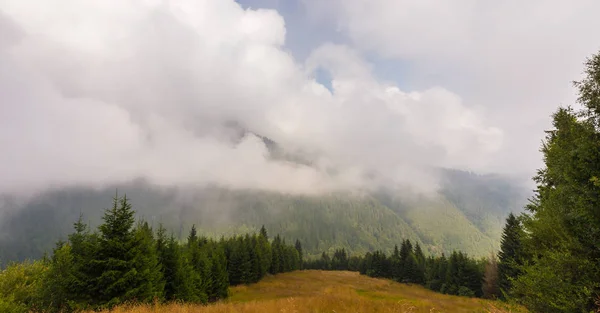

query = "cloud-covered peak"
[1, 0, 503, 195]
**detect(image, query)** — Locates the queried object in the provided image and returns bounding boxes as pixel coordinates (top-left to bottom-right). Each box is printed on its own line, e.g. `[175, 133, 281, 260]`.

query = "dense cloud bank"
[0, 0, 504, 195]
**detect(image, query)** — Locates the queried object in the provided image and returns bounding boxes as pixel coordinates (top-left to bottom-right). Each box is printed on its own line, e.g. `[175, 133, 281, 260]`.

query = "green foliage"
[207, 244, 229, 301]
[91, 196, 163, 308]
[497, 213, 524, 297]
[511, 50, 600, 312]
[0, 297, 27, 313]
[0, 196, 300, 312]
[306, 241, 483, 299]
[512, 249, 597, 313]
[129, 221, 164, 302]
[0, 260, 48, 311]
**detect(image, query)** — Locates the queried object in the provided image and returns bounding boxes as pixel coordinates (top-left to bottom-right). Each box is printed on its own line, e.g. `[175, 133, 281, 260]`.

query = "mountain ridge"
[0, 169, 529, 264]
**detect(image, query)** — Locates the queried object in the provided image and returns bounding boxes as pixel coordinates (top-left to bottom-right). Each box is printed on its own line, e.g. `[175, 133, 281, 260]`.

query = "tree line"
[304, 239, 487, 298]
[0, 195, 302, 312]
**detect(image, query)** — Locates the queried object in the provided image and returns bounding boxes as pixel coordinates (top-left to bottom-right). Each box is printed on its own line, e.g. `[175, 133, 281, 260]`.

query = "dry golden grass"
[92, 270, 527, 313]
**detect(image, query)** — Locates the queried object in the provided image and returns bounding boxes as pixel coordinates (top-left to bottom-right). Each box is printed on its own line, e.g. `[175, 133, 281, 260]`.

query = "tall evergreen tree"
[259, 225, 268, 240]
[208, 244, 229, 301]
[413, 243, 426, 285]
[256, 231, 272, 277]
[66, 214, 98, 307]
[511, 52, 600, 312]
[185, 226, 209, 303]
[497, 213, 524, 297]
[92, 195, 143, 307]
[128, 221, 164, 302]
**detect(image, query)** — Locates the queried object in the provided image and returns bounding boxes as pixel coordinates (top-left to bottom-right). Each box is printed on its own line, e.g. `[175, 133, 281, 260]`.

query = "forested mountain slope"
[0, 170, 528, 264]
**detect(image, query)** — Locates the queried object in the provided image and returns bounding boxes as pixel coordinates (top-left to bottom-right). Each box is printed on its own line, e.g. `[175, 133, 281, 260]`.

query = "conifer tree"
[185, 226, 209, 303]
[413, 243, 426, 285]
[43, 242, 76, 312]
[166, 235, 200, 302]
[259, 225, 268, 240]
[92, 195, 142, 307]
[208, 244, 229, 301]
[319, 251, 331, 270]
[294, 239, 303, 269]
[66, 214, 98, 307]
[497, 213, 524, 297]
[256, 231, 272, 277]
[128, 221, 164, 302]
[269, 235, 282, 274]
[390, 244, 401, 281]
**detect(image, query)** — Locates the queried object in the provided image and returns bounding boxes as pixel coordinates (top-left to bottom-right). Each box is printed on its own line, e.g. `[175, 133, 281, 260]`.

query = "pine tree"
[510, 53, 600, 311]
[320, 252, 331, 270]
[188, 225, 198, 246]
[497, 213, 524, 297]
[443, 251, 460, 295]
[413, 243, 426, 285]
[269, 235, 282, 274]
[166, 235, 201, 302]
[390, 244, 401, 281]
[256, 231, 272, 278]
[43, 242, 76, 312]
[185, 226, 209, 303]
[294, 239, 303, 269]
[332, 248, 348, 270]
[128, 221, 164, 302]
[259, 225, 268, 240]
[66, 214, 98, 307]
[156, 225, 177, 300]
[428, 254, 447, 292]
[208, 244, 229, 301]
[93, 195, 141, 307]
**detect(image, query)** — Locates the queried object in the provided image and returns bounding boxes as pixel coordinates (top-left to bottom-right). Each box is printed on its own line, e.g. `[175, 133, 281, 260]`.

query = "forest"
[0, 195, 302, 312]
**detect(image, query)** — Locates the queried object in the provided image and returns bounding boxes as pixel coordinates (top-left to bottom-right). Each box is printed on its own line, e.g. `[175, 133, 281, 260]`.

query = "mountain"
[0, 170, 529, 265]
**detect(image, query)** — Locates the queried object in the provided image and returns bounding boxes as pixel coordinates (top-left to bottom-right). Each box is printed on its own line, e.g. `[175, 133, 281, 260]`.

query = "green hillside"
[0, 170, 528, 264]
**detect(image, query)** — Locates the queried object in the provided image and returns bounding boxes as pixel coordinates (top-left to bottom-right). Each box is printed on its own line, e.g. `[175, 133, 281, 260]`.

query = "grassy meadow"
[93, 270, 527, 313]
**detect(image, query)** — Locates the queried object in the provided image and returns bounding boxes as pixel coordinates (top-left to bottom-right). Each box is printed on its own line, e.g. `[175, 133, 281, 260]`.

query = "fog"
[1, 0, 555, 197]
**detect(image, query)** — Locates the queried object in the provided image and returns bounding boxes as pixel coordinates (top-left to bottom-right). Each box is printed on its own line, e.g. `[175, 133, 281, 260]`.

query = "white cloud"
[0, 0, 502, 195]
[304, 0, 600, 176]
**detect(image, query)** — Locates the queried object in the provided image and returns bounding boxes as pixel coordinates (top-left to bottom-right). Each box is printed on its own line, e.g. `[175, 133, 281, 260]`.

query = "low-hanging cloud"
[304, 0, 600, 177]
[0, 0, 502, 195]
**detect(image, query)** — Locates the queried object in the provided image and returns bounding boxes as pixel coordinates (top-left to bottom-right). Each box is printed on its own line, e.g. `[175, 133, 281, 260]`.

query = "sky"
[1, 0, 599, 195]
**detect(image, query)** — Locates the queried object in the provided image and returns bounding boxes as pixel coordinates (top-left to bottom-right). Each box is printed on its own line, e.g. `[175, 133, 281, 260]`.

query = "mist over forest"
[2, 1, 600, 312]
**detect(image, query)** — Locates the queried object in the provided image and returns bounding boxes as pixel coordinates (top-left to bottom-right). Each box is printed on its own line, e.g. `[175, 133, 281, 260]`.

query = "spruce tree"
[259, 225, 268, 240]
[43, 242, 76, 312]
[66, 214, 98, 307]
[413, 243, 426, 285]
[269, 235, 282, 274]
[93, 195, 141, 307]
[390, 244, 401, 281]
[185, 226, 209, 303]
[208, 245, 229, 301]
[294, 239, 303, 269]
[167, 235, 200, 302]
[256, 230, 272, 277]
[128, 221, 164, 302]
[497, 213, 524, 297]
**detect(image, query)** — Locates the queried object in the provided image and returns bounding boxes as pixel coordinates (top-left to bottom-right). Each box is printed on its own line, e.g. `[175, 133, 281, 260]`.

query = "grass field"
[95, 270, 527, 313]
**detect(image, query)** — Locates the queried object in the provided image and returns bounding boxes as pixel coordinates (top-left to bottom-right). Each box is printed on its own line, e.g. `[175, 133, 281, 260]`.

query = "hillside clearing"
[97, 270, 526, 313]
